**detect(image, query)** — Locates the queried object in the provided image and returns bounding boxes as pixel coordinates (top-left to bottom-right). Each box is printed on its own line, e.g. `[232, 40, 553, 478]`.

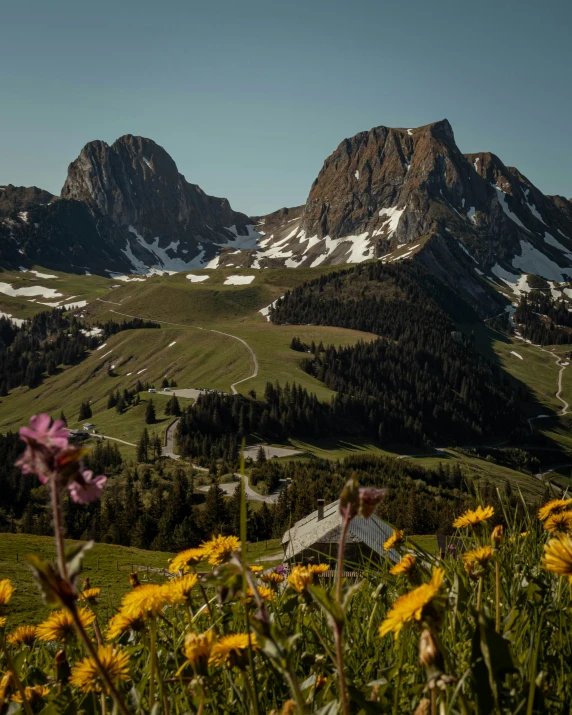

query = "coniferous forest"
[268, 262, 524, 444]
[0, 309, 159, 392]
[0, 427, 510, 549]
[514, 291, 572, 345]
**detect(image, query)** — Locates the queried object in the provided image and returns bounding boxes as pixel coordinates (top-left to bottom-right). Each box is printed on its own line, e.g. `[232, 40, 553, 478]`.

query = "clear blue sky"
[1, 0, 570, 215]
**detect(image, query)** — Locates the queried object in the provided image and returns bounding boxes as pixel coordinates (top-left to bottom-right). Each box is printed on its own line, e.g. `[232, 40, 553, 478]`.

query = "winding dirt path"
[107, 309, 258, 395]
[527, 346, 569, 433]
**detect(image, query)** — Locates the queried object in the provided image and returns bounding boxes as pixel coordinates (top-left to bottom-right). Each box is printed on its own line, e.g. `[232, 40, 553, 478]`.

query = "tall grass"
[1, 459, 571, 712]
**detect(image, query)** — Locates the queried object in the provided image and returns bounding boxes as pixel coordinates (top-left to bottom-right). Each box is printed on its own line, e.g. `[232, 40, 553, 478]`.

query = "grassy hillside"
[0, 533, 283, 625]
[0, 266, 376, 442]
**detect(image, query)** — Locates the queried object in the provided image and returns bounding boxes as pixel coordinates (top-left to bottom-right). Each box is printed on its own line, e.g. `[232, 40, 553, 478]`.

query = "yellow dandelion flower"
[452, 505, 494, 529]
[378, 568, 445, 640]
[120, 584, 172, 620]
[249, 565, 264, 574]
[538, 498, 571, 522]
[200, 535, 241, 565]
[542, 534, 572, 583]
[389, 554, 417, 576]
[12, 685, 50, 704]
[168, 548, 206, 574]
[70, 645, 130, 693]
[184, 630, 216, 674]
[165, 574, 198, 605]
[261, 572, 285, 586]
[0, 579, 15, 608]
[209, 633, 259, 669]
[463, 546, 494, 567]
[247, 585, 276, 602]
[106, 611, 146, 640]
[79, 588, 101, 603]
[544, 511, 572, 534]
[0, 670, 15, 702]
[7, 625, 37, 647]
[37, 608, 95, 642]
[287, 566, 314, 593]
[463, 546, 494, 578]
[0, 616, 6, 629]
[384, 529, 405, 551]
[308, 564, 330, 575]
[315, 674, 327, 691]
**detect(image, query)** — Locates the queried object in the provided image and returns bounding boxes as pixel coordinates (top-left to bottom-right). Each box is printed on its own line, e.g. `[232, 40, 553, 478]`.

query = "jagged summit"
[1, 121, 572, 314]
[209, 119, 572, 313]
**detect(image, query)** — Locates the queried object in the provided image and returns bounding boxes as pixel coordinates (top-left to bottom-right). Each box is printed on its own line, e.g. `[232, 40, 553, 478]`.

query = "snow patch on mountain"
[512, 240, 572, 282]
[491, 265, 531, 296]
[186, 274, 210, 283]
[494, 187, 531, 233]
[543, 232, 572, 261]
[0, 282, 63, 299]
[376, 206, 405, 237]
[224, 275, 255, 285]
[124, 225, 208, 272]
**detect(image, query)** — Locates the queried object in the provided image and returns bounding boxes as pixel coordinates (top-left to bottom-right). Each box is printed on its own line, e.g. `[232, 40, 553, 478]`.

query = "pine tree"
[169, 395, 181, 417]
[59, 410, 67, 425]
[137, 428, 150, 463]
[146, 399, 156, 424]
[78, 401, 92, 421]
[256, 445, 267, 465]
[201, 480, 228, 536]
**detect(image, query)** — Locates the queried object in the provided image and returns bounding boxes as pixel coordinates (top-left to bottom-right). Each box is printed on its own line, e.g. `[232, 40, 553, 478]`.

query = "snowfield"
[224, 275, 255, 285]
[0, 282, 63, 300]
[0, 311, 26, 327]
[186, 274, 210, 283]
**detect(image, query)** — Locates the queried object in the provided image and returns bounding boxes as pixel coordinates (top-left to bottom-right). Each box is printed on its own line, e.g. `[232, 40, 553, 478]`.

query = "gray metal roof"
[282, 499, 400, 563]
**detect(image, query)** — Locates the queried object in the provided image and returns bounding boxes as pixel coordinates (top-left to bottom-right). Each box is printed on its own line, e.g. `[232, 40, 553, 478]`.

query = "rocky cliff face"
[1, 136, 258, 274]
[229, 120, 572, 313]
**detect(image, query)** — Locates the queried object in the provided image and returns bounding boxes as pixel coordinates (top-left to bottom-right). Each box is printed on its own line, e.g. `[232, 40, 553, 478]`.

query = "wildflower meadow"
[0, 414, 571, 714]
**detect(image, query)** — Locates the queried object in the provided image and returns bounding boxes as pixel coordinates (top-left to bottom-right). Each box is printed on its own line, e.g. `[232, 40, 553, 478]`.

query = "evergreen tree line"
[2, 425, 519, 548]
[514, 292, 572, 345]
[269, 261, 524, 444]
[0, 309, 160, 393]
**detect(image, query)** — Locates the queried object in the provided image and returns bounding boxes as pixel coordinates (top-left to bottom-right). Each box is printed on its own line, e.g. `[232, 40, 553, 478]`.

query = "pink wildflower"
[17, 414, 70, 482]
[68, 470, 107, 504]
[20, 414, 69, 449]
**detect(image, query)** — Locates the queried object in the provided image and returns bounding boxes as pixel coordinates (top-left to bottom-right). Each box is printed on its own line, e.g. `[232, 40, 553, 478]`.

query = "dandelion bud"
[358, 487, 387, 519]
[418, 629, 442, 670]
[339, 476, 360, 520]
[82, 577, 91, 591]
[491, 524, 504, 547]
[129, 572, 140, 588]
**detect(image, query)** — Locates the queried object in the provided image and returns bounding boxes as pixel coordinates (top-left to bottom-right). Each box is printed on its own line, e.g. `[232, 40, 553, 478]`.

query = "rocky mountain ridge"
[0, 135, 257, 274]
[222, 119, 572, 313]
[1, 122, 572, 316]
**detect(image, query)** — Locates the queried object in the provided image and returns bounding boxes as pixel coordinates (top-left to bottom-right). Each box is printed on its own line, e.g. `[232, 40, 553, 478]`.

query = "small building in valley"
[282, 498, 400, 566]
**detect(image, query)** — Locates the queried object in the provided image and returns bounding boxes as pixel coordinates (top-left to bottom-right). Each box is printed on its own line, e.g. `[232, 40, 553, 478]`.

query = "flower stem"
[50, 480, 68, 580]
[149, 617, 157, 708]
[335, 508, 351, 715]
[71, 606, 130, 715]
[495, 560, 501, 632]
[476, 575, 483, 612]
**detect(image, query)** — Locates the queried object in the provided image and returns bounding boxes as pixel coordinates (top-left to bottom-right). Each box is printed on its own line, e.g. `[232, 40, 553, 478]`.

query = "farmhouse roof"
[282, 499, 400, 562]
